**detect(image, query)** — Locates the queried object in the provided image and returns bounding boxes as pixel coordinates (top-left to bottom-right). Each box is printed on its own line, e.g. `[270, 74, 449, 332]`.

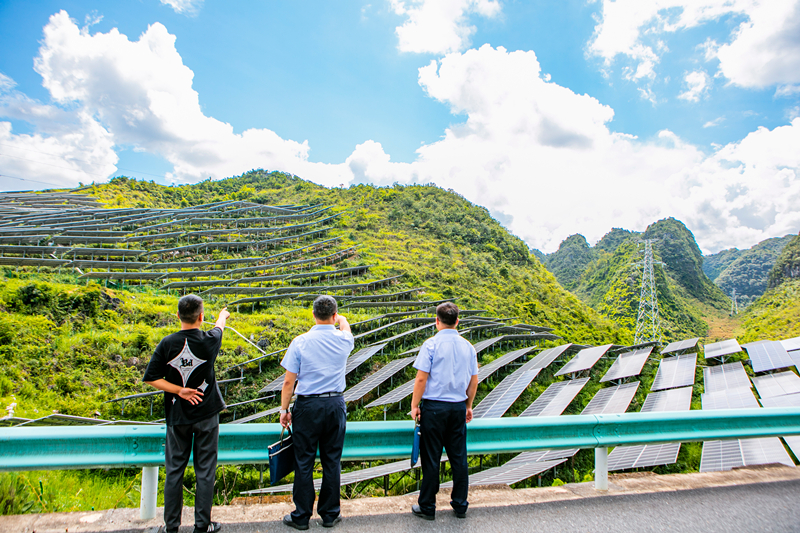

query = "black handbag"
[268, 426, 296, 485]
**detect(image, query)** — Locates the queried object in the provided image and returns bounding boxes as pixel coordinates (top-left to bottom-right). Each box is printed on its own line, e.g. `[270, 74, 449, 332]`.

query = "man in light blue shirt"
[279, 295, 353, 530]
[409, 302, 479, 520]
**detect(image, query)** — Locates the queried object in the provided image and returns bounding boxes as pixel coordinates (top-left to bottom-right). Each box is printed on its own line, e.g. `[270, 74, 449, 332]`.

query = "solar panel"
[520, 344, 572, 371]
[650, 354, 697, 391]
[555, 344, 613, 376]
[703, 362, 751, 393]
[781, 336, 800, 353]
[607, 386, 692, 471]
[477, 347, 536, 382]
[600, 347, 653, 382]
[364, 378, 416, 408]
[582, 382, 640, 415]
[344, 344, 388, 375]
[228, 406, 281, 424]
[441, 458, 567, 488]
[757, 392, 800, 462]
[700, 438, 794, 472]
[519, 378, 589, 417]
[752, 371, 800, 399]
[744, 340, 795, 373]
[661, 337, 700, 355]
[704, 339, 742, 359]
[343, 356, 417, 403]
[472, 336, 503, 354]
[701, 388, 760, 410]
[472, 369, 542, 419]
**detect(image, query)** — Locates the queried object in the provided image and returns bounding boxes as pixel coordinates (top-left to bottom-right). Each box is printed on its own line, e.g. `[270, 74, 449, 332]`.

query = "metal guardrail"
[2, 408, 800, 518]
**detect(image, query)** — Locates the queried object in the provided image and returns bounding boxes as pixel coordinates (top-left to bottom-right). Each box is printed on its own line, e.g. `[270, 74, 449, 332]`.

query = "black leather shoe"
[412, 505, 435, 521]
[322, 515, 342, 528]
[283, 515, 309, 531]
[194, 523, 222, 533]
[454, 509, 467, 519]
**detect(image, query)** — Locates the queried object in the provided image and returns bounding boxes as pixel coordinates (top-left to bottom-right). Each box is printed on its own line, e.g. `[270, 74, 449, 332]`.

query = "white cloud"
[703, 116, 724, 128]
[159, 0, 203, 15]
[3, 14, 798, 254]
[678, 70, 710, 102]
[589, 0, 800, 89]
[390, 0, 501, 54]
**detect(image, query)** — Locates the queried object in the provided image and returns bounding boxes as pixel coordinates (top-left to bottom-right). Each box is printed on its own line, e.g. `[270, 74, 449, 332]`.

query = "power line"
[0, 173, 71, 189]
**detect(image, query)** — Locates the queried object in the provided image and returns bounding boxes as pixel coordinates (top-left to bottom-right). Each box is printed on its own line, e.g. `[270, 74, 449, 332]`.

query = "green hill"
[542, 218, 729, 340]
[704, 235, 794, 307]
[737, 233, 800, 342]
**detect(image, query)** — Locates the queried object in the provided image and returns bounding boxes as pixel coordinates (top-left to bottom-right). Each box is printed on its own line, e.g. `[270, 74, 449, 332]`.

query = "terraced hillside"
[1, 174, 798, 515]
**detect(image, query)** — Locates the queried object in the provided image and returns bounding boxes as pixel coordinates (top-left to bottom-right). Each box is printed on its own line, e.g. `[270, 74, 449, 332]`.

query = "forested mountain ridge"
[541, 218, 729, 340]
[704, 234, 794, 306]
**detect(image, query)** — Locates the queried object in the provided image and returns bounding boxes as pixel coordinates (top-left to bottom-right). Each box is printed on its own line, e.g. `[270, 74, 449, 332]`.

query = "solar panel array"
[600, 347, 653, 382]
[343, 356, 417, 403]
[781, 336, 800, 353]
[476, 347, 536, 381]
[744, 341, 795, 373]
[703, 339, 742, 359]
[555, 344, 613, 376]
[471, 369, 542, 419]
[651, 354, 697, 391]
[703, 362, 751, 394]
[758, 392, 800, 462]
[661, 337, 700, 355]
[581, 382, 640, 415]
[752, 371, 800, 399]
[522, 343, 572, 371]
[344, 344, 389, 375]
[607, 386, 693, 471]
[519, 378, 589, 417]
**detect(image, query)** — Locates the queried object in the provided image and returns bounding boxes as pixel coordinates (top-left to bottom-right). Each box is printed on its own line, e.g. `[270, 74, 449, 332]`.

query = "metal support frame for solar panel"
[600, 346, 653, 382]
[342, 300, 453, 310]
[227, 294, 305, 306]
[699, 386, 794, 472]
[555, 344, 613, 376]
[518, 378, 589, 418]
[703, 338, 742, 360]
[752, 371, 800, 399]
[0, 257, 70, 267]
[703, 362, 751, 394]
[744, 340, 795, 373]
[606, 386, 693, 471]
[661, 337, 700, 355]
[650, 353, 697, 391]
[79, 271, 170, 280]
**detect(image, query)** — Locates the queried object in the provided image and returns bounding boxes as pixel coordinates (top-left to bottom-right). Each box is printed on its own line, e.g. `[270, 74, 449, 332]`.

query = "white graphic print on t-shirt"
[167, 339, 206, 386]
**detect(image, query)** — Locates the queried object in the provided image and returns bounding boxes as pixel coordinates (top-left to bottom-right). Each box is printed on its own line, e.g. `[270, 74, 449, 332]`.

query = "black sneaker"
[454, 509, 467, 519]
[412, 504, 435, 521]
[322, 515, 342, 528]
[283, 514, 309, 531]
[194, 523, 222, 533]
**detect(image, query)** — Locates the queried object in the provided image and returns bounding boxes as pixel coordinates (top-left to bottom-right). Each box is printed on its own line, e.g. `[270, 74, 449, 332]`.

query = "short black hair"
[178, 294, 204, 324]
[313, 295, 338, 320]
[436, 302, 459, 326]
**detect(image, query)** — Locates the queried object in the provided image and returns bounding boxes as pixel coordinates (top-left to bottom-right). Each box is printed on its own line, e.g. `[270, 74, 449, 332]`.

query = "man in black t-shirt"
[144, 294, 230, 533]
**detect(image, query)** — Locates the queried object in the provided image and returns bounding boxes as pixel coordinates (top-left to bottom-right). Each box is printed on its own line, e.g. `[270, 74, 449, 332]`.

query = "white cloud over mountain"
[589, 0, 800, 89]
[1, 11, 798, 255]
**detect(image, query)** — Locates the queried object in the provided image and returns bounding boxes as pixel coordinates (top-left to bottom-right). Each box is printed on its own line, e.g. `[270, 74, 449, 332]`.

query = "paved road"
[179, 479, 800, 533]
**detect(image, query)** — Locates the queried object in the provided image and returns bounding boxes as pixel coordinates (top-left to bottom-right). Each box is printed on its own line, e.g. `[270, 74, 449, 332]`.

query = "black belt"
[299, 392, 343, 398]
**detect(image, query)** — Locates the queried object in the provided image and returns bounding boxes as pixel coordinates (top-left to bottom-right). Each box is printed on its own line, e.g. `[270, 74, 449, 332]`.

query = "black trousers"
[291, 395, 347, 526]
[164, 414, 219, 530]
[418, 399, 469, 516]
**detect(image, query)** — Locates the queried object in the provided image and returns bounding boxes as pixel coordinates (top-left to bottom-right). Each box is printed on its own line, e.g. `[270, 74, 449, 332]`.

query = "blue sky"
[1, 0, 799, 253]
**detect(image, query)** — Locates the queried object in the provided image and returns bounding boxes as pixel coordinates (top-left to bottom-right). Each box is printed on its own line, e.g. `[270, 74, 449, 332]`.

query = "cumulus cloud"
[390, 0, 501, 54]
[678, 70, 710, 101]
[589, 0, 800, 89]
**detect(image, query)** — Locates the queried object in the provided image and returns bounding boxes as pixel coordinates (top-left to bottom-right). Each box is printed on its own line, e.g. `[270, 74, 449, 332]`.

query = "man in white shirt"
[409, 302, 479, 520]
[279, 295, 353, 530]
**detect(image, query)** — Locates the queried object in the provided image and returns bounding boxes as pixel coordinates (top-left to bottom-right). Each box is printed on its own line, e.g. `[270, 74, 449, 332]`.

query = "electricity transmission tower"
[634, 239, 663, 345]
[730, 289, 739, 316]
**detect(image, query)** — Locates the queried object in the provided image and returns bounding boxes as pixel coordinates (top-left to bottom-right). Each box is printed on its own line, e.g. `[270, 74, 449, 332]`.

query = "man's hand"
[410, 406, 421, 422]
[280, 412, 292, 428]
[465, 407, 473, 423]
[219, 307, 230, 321]
[215, 307, 230, 330]
[178, 387, 204, 405]
[333, 313, 351, 334]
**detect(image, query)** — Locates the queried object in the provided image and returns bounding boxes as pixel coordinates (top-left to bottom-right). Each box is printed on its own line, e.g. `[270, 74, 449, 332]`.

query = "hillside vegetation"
[542, 218, 730, 340]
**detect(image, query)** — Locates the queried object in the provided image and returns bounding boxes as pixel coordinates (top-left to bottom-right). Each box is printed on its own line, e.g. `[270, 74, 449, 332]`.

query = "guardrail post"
[140, 466, 159, 520]
[594, 447, 608, 491]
